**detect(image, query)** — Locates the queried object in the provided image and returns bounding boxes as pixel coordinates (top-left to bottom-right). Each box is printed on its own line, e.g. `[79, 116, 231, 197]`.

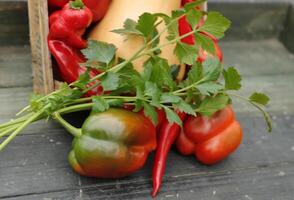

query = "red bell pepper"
[179, 0, 223, 63]
[48, 0, 102, 96]
[176, 106, 243, 165]
[151, 112, 186, 197]
[48, 0, 69, 8]
[48, 0, 110, 22]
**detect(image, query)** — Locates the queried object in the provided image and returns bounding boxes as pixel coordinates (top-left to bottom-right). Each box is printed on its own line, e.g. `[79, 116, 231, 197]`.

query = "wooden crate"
[28, 0, 54, 94]
[27, 0, 207, 94]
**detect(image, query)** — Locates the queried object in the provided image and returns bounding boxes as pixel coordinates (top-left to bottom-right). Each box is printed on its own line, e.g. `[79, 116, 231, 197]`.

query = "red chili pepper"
[48, 0, 110, 22]
[48, 0, 102, 96]
[179, 0, 223, 63]
[151, 112, 187, 197]
[176, 106, 243, 165]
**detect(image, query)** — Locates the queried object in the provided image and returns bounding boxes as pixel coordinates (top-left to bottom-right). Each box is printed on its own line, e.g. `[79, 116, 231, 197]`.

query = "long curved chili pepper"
[151, 112, 187, 197]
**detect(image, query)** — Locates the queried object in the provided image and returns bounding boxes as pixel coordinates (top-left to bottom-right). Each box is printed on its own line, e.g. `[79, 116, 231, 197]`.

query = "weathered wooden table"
[1, 1, 294, 200]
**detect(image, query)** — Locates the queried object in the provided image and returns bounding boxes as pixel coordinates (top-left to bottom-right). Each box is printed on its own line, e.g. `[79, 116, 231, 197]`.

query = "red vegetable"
[179, 0, 223, 62]
[48, 1, 92, 49]
[83, 0, 110, 21]
[176, 106, 243, 165]
[48, 0, 110, 22]
[151, 112, 186, 197]
[48, 0, 68, 8]
[48, 0, 101, 96]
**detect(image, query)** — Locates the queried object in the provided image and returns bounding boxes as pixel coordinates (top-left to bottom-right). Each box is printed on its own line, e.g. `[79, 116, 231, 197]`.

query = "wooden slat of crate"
[28, 0, 54, 94]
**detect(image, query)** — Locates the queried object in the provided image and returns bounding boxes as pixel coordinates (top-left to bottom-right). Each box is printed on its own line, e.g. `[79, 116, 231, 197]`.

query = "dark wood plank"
[0, 46, 32, 88]
[0, 0, 29, 45]
[0, 40, 294, 199]
[0, 113, 294, 199]
[220, 39, 294, 77]
[209, 1, 289, 40]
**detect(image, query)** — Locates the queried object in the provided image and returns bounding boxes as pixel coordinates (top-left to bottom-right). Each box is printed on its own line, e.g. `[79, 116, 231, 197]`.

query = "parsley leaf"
[184, 0, 207, 11]
[194, 32, 216, 55]
[136, 13, 157, 38]
[197, 94, 229, 116]
[160, 93, 181, 103]
[203, 58, 222, 82]
[143, 101, 158, 125]
[196, 82, 223, 95]
[82, 40, 116, 66]
[174, 99, 196, 116]
[198, 12, 231, 39]
[92, 96, 109, 113]
[163, 106, 182, 126]
[145, 81, 161, 107]
[249, 92, 270, 106]
[100, 72, 120, 91]
[174, 42, 198, 65]
[223, 67, 242, 90]
[111, 19, 141, 36]
[186, 9, 202, 30]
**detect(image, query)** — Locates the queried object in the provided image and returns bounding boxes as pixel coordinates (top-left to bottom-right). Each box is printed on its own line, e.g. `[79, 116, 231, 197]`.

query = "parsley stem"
[227, 92, 272, 132]
[0, 113, 33, 129]
[143, 28, 200, 56]
[172, 78, 206, 94]
[0, 124, 20, 138]
[0, 109, 44, 151]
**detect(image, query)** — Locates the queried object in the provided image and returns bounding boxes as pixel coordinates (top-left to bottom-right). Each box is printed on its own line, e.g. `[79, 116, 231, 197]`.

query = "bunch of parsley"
[0, 0, 271, 151]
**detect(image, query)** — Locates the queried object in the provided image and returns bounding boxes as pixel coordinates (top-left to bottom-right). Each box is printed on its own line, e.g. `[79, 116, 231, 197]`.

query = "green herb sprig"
[0, 1, 271, 151]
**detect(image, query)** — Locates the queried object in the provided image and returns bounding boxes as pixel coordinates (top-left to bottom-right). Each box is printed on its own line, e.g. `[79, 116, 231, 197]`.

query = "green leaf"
[92, 96, 109, 113]
[100, 72, 120, 91]
[72, 71, 90, 89]
[249, 92, 270, 106]
[143, 102, 158, 125]
[111, 19, 141, 36]
[196, 82, 223, 95]
[223, 67, 242, 90]
[174, 42, 198, 65]
[186, 9, 202, 30]
[82, 40, 116, 65]
[143, 57, 176, 91]
[197, 94, 229, 116]
[194, 32, 216, 55]
[145, 81, 161, 107]
[186, 62, 203, 84]
[107, 99, 124, 107]
[203, 58, 222, 82]
[198, 12, 231, 39]
[136, 13, 157, 38]
[184, 0, 207, 11]
[163, 106, 182, 126]
[160, 93, 181, 103]
[174, 100, 196, 116]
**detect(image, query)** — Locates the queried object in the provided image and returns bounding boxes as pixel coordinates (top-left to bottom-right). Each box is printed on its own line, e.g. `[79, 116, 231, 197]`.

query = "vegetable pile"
[0, 0, 272, 197]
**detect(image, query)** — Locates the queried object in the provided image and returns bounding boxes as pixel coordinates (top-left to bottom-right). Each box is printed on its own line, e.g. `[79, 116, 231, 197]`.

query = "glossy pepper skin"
[176, 106, 243, 165]
[48, 0, 110, 22]
[48, 0, 102, 96]
[69, 108, 157, 178]
[151, 112, 186, 197]
[48, 0, 69, 8]
[48, 1, 93, 49]
[179, 0, 223, 63]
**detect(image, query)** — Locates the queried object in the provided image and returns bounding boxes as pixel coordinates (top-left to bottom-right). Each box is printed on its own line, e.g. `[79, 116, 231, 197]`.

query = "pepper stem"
[53, 112, 82, 137]
[69, 0, 84, 10]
